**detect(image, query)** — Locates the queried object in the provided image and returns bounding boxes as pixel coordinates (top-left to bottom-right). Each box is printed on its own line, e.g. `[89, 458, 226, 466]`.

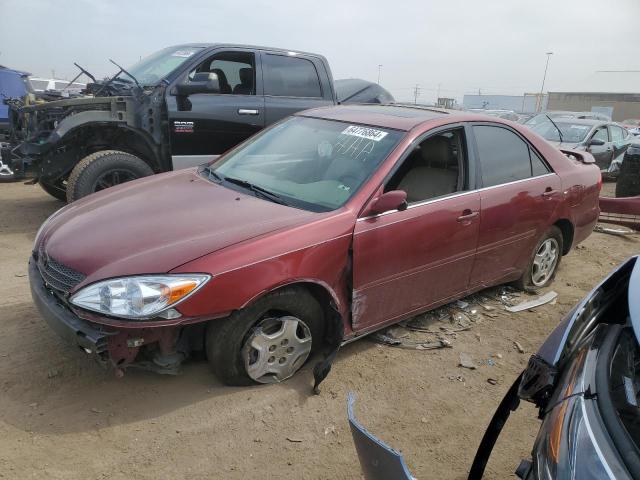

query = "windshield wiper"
[545, 114, 564, 143]
[223, 176, 288, 205]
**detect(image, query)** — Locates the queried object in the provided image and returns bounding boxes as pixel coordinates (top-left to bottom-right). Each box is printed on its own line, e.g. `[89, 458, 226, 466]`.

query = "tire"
[514, 226, 563, 292]
[39, 180, 67, 201]
[0, 159, 21, 183]
[615, 152, 640, 197]
[66, 150, 154, 202]
[206, 287, 325, 386]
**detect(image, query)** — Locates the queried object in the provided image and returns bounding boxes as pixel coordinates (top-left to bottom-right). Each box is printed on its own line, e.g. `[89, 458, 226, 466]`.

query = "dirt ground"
[0, 180, 637, 480]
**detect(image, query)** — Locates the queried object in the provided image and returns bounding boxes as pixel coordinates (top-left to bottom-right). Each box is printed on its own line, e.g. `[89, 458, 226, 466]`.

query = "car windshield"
[123, 46, 205, 86]
[532, 119, 593, 143]
[208, 116, 403, 212]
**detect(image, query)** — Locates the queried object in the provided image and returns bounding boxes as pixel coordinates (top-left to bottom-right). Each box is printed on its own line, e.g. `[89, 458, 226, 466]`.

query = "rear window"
[473, 125, 532, 187]
[263, 54, 322, 98]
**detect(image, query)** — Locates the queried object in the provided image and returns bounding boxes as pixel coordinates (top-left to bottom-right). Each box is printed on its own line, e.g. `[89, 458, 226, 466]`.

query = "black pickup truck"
[2, 44, 392, 201]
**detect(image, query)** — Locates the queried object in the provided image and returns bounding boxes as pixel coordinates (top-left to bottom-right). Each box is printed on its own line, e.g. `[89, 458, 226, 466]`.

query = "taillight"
[597, 172, 602, 192]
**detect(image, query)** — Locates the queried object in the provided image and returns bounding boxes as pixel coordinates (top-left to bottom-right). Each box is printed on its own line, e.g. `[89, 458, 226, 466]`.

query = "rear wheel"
[206, 287, 324, 386]
[514, 226, 563, 292]
[39, 180, 67, 201]
[66, 150, 154, 202]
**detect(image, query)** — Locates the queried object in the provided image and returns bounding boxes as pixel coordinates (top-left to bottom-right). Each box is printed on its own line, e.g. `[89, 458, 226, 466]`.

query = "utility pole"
[377, 64, 383, 84]
[538, 51, 553, 112]
[437, 83, 441, 100]
[413, 84, 420, 105]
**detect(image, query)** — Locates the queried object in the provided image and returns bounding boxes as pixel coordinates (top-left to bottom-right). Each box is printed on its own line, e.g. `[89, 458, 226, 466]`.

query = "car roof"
[296, 104, 460, 131]
[168, 43, 328, 59]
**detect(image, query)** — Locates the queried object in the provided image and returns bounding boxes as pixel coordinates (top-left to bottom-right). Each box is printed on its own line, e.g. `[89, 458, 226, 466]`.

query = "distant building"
[462, 94, 546, 113]
[548, 71, 640, 121]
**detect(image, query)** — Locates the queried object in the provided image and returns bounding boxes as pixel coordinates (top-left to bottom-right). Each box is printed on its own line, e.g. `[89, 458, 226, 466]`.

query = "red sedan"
[30, 105, 601, 387]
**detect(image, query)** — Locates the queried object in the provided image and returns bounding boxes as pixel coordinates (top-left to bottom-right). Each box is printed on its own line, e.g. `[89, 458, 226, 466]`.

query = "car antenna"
[61, 62, 96, 92]
[545, 114, 564, 143]
[108, 59, 141, 89]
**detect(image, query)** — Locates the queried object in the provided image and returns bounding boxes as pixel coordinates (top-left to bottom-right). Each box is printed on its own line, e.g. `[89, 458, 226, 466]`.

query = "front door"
[469, 124, 563, 287]
[352, 127, 480, 331]
[167, 50, 265, 169]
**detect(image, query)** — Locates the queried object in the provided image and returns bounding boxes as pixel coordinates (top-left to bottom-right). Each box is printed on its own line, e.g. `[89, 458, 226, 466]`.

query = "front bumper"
[29, 258, 114, 356]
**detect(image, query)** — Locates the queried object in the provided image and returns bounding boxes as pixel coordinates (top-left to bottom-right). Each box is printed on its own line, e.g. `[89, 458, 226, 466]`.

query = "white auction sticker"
[341, 125, 388, 142]
[171, 50, 196, 58]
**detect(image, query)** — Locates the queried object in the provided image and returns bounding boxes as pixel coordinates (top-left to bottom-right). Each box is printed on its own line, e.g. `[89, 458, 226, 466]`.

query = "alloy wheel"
[531, 238, 559, 287]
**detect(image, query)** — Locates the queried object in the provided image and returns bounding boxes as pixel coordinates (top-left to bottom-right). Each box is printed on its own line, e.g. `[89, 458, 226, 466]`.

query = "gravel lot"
[0, 181, 637, 479]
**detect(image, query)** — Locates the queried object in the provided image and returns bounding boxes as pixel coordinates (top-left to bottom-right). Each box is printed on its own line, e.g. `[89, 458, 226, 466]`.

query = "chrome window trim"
[357, 173, 557, 222]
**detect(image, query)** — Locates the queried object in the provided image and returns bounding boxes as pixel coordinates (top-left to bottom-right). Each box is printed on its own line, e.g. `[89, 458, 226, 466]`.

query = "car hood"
[38, 169, 319, 288]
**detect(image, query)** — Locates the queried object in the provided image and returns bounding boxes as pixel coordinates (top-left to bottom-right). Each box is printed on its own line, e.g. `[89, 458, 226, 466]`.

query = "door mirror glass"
[175, 72, 220, 95]
[589, 137, 606, 147]
[369, 190, 407, 215]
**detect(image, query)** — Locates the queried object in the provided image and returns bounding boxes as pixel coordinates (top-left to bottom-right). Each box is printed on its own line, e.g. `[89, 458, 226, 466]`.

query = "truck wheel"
[615, 153, 640, 197]
[66, 150, 154, 202]
[514, 226, 563, 292]
[206, 287, 325, 386]
[39, 180, 67, 201]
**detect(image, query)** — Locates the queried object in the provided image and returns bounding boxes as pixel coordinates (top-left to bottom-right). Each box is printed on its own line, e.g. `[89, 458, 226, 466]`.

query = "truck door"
[166, 49, 265, 169]
[260, 52, 334, 125]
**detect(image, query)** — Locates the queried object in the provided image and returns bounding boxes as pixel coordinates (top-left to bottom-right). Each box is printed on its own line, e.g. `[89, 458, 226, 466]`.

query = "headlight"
[70, 274, 210, 319]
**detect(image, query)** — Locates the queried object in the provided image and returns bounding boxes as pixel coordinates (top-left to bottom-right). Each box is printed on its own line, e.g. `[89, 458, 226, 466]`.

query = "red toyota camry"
[30, 105, 601, 387]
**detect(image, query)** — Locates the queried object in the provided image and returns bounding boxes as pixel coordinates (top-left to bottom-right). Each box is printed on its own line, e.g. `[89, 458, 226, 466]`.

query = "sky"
[1, 0, 638, 103]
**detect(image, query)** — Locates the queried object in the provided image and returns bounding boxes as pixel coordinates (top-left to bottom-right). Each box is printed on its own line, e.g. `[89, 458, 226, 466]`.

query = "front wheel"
[66, 150, 154, 202]
[514, 226, 563, 292]
[206, 287, 324, 386]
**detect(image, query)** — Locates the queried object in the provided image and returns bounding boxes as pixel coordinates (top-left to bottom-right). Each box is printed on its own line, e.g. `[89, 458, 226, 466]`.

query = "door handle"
[542, 188, 558, 198]
[457, 210, 479, 222]
[238, 109, 259, 115]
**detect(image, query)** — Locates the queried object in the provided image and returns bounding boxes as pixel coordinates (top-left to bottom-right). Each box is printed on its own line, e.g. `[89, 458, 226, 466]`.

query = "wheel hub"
[243, 316, 312, 384]
[531, 238, 559, 286]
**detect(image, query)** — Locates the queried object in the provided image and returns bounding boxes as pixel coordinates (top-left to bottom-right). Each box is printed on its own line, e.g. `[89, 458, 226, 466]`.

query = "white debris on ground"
[371, 286, 556, 350]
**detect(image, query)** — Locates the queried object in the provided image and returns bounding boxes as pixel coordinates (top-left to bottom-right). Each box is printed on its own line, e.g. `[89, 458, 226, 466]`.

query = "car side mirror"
[589, 138, 606, 147]
[174, 72, 220, 96]
[369, 190, 408, 215]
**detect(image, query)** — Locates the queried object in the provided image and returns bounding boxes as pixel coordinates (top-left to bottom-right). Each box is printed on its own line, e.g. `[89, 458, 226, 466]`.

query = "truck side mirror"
[174, 72, 220, 96]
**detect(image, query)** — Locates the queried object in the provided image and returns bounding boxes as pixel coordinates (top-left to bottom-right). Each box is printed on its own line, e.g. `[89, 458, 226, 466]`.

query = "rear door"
[260, 52, 334, 125]
[352, 126, 481, 331]
[588, 125, 614, 170]
[166, 49, 265, 169]
[469, 124, 562, 287]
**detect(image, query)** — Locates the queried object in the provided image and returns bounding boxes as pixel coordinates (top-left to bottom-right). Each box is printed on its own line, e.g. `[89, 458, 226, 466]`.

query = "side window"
[263, 54, 322, 98]
[189, 51, 255, 95]
[592, 127, 609, 143]
[385, 129, 465, 203]
[610, 125, 625, 143]
[530, 149, 550, 176]
[473, 126, 531, 187]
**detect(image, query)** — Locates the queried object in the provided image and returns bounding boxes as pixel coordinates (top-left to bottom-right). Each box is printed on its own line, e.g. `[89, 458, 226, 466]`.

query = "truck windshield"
[124, 46, 205, 86]
[207, 117, 403, 212]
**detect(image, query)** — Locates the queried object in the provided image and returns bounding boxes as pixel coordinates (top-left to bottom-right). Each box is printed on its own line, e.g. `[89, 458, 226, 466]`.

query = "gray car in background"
[528, 117, 633, 174]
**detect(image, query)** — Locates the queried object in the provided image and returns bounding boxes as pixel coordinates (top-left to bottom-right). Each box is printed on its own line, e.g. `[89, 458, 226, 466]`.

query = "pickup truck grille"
[35, 249, 86, 295]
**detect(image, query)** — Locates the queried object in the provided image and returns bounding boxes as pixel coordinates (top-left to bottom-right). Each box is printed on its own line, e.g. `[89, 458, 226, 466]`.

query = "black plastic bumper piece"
[29, 259, 112, 355]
